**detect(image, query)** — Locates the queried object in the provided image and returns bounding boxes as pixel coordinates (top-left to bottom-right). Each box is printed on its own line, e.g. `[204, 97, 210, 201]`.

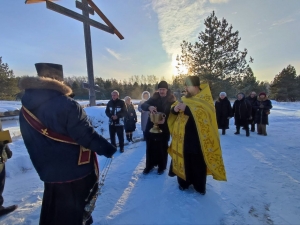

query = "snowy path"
[0, 102, 300, 224]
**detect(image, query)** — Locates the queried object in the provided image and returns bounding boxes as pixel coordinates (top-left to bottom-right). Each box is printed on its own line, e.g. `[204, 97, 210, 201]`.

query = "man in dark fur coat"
[19, 63, 116, 225]
[232, 93, 252, 137]
[246, 91, 257, 132]
[141, 81, 175, 175]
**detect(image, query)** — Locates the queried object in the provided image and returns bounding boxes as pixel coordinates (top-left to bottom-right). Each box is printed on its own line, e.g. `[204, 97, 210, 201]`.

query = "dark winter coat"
[141, 90, 176, 141]
[246, 95, 257, 124]
[105, 98, 126, 126]
[19, 77, 116, 183]
[124, 103, 137, 132]
[215, 97, 233, 130]
[253, 96, 272, 125]
[232, 95, 252, 127]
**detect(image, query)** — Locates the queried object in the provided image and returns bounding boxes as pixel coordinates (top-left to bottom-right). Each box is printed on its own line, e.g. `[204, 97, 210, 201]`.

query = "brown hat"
[185, 76, 200, 86]
[35, 63, 64, 81]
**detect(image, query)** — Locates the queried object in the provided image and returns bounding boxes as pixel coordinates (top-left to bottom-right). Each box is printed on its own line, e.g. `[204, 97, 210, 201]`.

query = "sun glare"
[172, 55, 189, 76]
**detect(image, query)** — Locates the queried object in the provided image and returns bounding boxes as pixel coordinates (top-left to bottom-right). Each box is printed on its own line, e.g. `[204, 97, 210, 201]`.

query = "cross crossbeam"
[26, 0, 124, 106]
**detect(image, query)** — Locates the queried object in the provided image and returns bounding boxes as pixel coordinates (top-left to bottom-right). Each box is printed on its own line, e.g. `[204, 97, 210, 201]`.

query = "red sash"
[21, 106, 93, 166]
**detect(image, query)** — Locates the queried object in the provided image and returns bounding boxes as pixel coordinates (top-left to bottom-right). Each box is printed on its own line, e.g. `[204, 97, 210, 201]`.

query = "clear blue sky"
[1, 0, 299, 82]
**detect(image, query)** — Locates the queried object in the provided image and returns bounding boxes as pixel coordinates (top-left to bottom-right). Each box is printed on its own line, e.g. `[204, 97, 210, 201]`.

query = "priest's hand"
[177, 103, 186, 112]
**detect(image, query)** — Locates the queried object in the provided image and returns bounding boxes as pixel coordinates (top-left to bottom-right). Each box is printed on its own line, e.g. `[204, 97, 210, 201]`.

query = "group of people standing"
[215, 91, 273, 136]
[4, 61, 267, 225]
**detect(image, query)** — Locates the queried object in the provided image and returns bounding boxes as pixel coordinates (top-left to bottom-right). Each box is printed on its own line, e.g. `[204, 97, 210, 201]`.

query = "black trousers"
[0, 165, 5, 207]
[177, 152, 207, 193]
[109, 125, 124, 149]
[39, 172, 97, 225]
[145, 134, 168, 171]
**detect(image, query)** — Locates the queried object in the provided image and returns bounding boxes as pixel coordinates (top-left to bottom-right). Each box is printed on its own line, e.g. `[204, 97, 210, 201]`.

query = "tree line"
[1, 12, 299, 101]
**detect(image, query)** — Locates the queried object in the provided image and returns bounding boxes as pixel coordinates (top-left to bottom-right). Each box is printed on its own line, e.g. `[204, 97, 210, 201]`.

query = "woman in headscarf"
[253, 92, 272, 136]
[138, 91, 150, 141]
[215, 92, 233, 135]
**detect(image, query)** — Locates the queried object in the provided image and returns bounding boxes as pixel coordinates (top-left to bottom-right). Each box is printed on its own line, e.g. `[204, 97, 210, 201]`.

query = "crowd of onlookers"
[215, 91, 273, 136]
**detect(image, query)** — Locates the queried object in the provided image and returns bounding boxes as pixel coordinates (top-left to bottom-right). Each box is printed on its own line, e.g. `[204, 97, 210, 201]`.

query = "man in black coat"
[105, 90, 126, 153]
[232, 93, 252, 137]
[19, 63, 116, 225]
[246, 91, 257, 132]
[141, 81, 175, 175]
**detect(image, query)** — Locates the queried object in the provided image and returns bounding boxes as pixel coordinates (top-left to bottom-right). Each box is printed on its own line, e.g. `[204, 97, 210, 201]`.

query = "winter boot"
[222, 129, 226, 135]
[261, 124, 267, 136]
[246, 129, 250, 137]
[251, 123, 255, 132]
[126, 134, 130, 142]
[234, 126, 240, 135]
[257, 124, 262, 135]
[129, 133, 134, 142]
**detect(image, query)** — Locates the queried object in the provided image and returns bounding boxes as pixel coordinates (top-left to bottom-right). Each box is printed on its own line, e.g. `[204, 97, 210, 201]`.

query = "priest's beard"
[185, 91, 193, 98]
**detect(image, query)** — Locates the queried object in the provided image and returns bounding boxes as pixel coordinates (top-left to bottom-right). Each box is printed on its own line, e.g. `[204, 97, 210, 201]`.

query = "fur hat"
[157, 81, 168, 89]
[185, 76, 200, 86]
[35, 63, 64, 81]
[259, 92, 267, 97]
[219, 92, 227, 97]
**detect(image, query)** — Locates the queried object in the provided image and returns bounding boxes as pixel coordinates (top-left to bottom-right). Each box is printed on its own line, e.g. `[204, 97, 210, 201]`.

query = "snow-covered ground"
[0, 101, 300, 225]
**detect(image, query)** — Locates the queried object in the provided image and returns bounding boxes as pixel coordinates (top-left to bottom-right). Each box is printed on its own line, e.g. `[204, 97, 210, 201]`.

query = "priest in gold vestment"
[168, 76, 227, 195]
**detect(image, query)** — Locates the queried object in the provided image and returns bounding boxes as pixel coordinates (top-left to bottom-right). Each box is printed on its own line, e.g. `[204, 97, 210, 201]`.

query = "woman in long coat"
[253, 92, 272, 136]
[124, 96, 137, 142]
[232, 93, 252, 137]
[215, 92, 233, 135]
[138, 91, 150, 140]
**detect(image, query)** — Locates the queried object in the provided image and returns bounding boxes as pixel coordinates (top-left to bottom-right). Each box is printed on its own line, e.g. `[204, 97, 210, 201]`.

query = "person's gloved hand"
[103, 146, 117, 158]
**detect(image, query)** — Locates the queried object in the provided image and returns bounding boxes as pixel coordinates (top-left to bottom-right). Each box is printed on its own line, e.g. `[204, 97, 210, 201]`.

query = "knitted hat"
[35, 63, 64, 81]
[157, 81, 168, 89]
[219, 92, 227, 97]
[259, 92, 266, 96]
[185, 76, 200, 86]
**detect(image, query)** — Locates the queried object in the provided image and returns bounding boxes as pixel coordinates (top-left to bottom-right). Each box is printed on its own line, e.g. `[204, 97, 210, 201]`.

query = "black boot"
[246, 129, 250, 137]
[222, 129, 226, 135]
[234, 126, 240, 135]
[126, 134, 130, 142]
[251, 124, 255, 132]
[129, 133, 133, 142]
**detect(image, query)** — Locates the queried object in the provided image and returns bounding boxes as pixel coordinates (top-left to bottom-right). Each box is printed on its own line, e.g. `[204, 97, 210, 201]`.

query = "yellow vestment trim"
[168, 84, 227, 181]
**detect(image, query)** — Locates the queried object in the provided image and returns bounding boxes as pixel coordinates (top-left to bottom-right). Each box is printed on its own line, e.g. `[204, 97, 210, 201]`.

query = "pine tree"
[0, 57, 19, 100]
[177, 11, 253, 98]
[269, 65, 298, 101]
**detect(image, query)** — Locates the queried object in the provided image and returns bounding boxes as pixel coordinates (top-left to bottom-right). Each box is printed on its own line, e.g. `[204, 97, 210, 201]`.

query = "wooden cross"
[25, 0, 124, 106]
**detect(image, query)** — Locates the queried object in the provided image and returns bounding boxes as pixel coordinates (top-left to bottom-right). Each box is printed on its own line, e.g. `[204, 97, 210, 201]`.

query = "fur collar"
[257, 96, 269, 101]
[19, 77, 72, 96]
[152, 90, 176, 102]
